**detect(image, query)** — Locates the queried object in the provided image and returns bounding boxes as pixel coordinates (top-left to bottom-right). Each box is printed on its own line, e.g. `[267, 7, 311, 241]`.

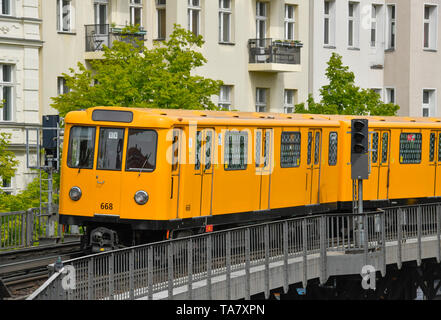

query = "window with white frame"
[57, 77, 70, 95]
[256, 1, 267, 40]
[386, 4, 396, 49]
[285, 4, 295, 41]
[385, 88, 395, 104]
[156, 0, 166, 40]
[219, 0, 232, 43]
[423, 89, 436, 117]
[219, 85, 232, 111]
[57, 0, 73, 32]
[324, 0, 335, 46]
[1, 64, 13, 122]
[1, 177, 13, 195]
[188, 0, 201, 36]
[424, 5, 438, 50]
[284, 89, 296, 113]
[348, 2, 359, 48]
[370, 4, 379, 47]
[94, 0, 108, 28]
[130, 0, 143, 26]
[371, 88, 382, 100]
[1, 0, 11, 15]
[256, 88, 267, 112]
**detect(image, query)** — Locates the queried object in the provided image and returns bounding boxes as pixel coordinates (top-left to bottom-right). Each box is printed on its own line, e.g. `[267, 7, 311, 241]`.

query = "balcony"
[84, 24, 146, 59]
[248, 38, 302, 73]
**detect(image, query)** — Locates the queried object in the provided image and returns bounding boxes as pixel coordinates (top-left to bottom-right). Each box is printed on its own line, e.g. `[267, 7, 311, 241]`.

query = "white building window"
[348, 2, 359, 48]
[386, 5, 396, 50]
[188, 0, 201, 36]
[219, 85, 232, 111]
[371, 88, 382, 100]
[256, 88, 268, 112]
[156, 0, 166, 40]
[324, 0, 335, 46]
[130, 0, 143, 27]
[423, 89, 436, 117]
[0, 64, 13, 122]
[385, 88, 395, 104]
[424, 5, 438, 50]
[370, 5, 379, 47]
[219, 0, 232, 43]
[94, 0, 108, 27]
[256, 1, 267, 40]
[284, 89, 296, 113]
[57, 0, 73, 32]
[1, 0, 11, 15]
[1, 177, 13, 195]
[57, 77, 70, 95]
[285, 4, 295, 41]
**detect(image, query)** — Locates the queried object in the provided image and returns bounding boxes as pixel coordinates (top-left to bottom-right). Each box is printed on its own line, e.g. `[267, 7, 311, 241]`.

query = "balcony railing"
[248, 38, 302, 65]
[85, 24, 146, 52]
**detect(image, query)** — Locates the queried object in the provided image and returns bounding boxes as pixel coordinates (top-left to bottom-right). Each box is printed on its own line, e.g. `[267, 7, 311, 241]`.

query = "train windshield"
[67, 126, 96, 169]
[97, 128, 125, 171]
[126, 129, 157, 172]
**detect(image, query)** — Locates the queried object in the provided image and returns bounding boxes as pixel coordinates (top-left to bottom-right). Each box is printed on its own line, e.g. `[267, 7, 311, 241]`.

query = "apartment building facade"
[0, 0, 42, 194]
[40, 0, 309, 116]
[384, 0, 441, 117]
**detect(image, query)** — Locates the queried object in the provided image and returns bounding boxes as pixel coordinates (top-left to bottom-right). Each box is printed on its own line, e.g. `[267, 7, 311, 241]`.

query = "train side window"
[399, 133, 422, 164]
[255, 130, 262, 167]
[307, 132, 313, 165]
[281, 132, 301, 168]
[205, 131, 213, 170]
[314, 132, 321, 165]
[171, 130, 180, 172]
[371, 132, 379, 163]
[328, 132, 338, 166]
[195, 130, 202, 170]
[439, 134, 441, 162]
[430, 133, 436, 162]
[381, 132, 389, 163]
[224, 131, 248, 170]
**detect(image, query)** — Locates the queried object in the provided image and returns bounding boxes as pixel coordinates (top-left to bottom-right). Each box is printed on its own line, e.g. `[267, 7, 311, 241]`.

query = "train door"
[377, 131, 391, 200]
[429, 131, 441, 196]
[170, 129, 183, 218]
[368, 131, 380, 200]
[256, 129, 273, 210]
[94, 127, 125, 216]
[307, 129, 322, 205]
[195, 128, 215, 217]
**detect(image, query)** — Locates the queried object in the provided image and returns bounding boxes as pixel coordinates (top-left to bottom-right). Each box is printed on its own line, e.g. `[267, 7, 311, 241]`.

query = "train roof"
[64, 106, 441, 128]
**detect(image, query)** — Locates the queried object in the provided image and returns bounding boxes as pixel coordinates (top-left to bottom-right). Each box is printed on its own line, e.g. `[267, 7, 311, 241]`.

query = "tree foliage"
[51, 24, 223, 117]
[0, 171, 59, 213]
[0, 133, 18, 185]
[295, 53, 400, 116]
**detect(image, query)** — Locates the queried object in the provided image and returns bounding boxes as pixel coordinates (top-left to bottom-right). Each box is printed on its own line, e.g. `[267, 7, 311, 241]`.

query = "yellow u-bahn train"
[59, 107, 441, 251]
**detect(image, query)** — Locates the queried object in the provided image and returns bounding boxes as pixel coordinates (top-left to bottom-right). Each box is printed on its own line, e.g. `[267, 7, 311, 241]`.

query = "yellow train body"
[59, 107, 441, 246]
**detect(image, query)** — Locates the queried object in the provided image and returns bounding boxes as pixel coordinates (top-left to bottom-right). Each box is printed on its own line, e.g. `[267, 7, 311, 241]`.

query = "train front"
[59, 107, 174, 252]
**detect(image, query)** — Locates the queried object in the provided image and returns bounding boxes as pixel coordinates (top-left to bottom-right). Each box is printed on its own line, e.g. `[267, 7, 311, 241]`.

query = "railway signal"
[351, 119, 369, 180]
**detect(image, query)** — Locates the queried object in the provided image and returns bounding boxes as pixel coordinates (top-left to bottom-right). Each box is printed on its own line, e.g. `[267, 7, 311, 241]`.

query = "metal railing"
[0, 207, 80, 250]
[248, 38, 302, 65]
[28, 203, 441, 300]
[85, 24, 146, 52]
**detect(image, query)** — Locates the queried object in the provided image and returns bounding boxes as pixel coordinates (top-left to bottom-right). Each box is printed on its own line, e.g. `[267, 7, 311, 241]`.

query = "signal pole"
[351, 119, 369, 247]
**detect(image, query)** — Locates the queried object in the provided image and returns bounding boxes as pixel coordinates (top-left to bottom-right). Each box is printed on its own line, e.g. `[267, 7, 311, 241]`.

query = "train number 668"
[100, 203, 113, 210]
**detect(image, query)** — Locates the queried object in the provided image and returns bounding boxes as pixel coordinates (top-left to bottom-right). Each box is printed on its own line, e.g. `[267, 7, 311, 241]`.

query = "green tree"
[0, 133, 18, 186]
[295, 53, 400, 116]
[51, 24, 223, 117]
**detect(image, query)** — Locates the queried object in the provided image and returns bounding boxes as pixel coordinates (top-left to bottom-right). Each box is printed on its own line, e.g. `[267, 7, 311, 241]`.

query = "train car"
[59, 107, 441, 252]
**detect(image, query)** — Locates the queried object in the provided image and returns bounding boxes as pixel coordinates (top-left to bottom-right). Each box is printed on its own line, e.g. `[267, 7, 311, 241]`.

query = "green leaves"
[296, 53, 400, 116]
[51, 24, 223, 117]
[0, 133, 18, 186]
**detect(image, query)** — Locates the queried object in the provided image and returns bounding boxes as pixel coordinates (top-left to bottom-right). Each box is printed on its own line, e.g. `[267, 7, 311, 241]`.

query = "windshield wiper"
[138, 153, 152, 177]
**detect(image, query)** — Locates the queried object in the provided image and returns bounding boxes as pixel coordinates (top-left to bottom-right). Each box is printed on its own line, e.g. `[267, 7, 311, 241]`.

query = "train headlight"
[69, 187, 82, 201]
[134, 190, 149, 205]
